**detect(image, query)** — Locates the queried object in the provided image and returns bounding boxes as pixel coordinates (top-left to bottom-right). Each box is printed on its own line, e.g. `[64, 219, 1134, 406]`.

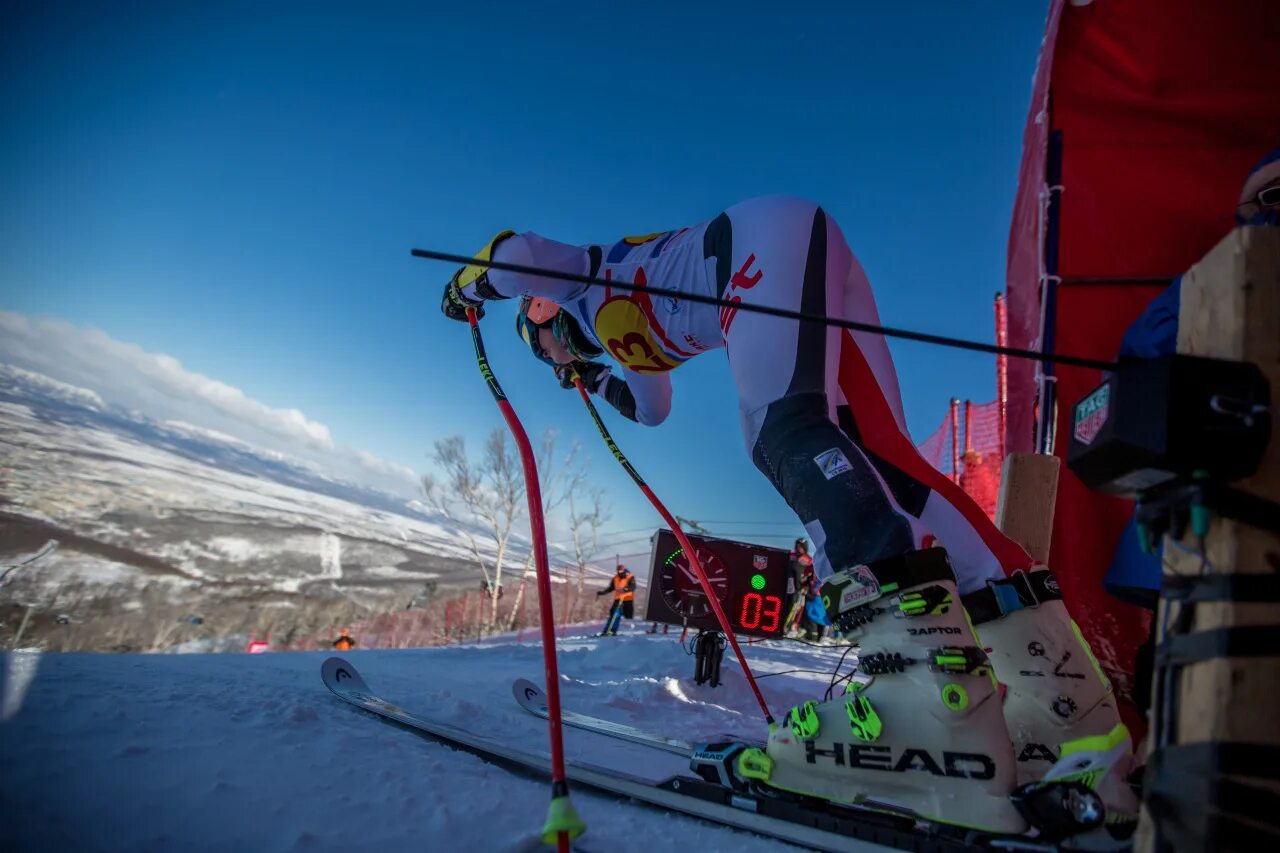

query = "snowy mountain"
[0, 364, 516, 651]
[0, 630, 861, 852]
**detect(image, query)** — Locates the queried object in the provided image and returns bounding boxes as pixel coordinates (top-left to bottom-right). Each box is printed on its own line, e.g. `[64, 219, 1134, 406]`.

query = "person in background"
[785, 538, 816, 637]
[596, 564, 635, 636]
[332, 628, 356, 651]
[1105, 144, 1279, 712]
[1107, 145, 1280, 605]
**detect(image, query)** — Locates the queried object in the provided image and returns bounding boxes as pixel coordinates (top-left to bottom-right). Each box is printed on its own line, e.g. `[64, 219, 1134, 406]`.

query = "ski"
[322, 658, 1060, 853]
[512, 678, 694, 757]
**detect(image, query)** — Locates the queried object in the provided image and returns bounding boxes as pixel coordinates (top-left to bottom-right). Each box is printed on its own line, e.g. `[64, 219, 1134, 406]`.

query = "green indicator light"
[751, 573, 766, 590]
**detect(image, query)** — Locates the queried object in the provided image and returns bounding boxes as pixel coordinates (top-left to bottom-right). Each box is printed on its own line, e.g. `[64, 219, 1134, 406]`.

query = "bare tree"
[565, 486, 610, 623]
[421, 427, 586, 634]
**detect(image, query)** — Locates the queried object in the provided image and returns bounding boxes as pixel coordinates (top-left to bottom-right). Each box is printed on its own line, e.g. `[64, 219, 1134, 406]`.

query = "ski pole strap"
[961, 569, 1062, 625]
[1146, 741, 1280, 851]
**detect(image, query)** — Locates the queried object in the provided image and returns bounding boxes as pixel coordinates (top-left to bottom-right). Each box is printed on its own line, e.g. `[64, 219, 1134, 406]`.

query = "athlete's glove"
[555, 360, 611, 391]
[441, 229, 515, 322]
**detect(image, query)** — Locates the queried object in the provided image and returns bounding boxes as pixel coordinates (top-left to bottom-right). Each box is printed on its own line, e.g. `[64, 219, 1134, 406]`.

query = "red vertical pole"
[465, 310, 580, 851]
[949, 398, 961, 485]
[995, 293, 1008, 463]
[964, 399, 973, 455]
[962, 399, 973, 493]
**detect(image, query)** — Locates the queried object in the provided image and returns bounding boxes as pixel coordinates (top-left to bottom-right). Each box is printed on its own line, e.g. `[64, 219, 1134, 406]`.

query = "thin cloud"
[0, 311, 419, 494]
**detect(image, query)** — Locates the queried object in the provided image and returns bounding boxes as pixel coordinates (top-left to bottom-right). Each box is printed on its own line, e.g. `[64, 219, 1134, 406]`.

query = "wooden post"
[994, 452, 1062, 564]
[1137, 226, 1280, 850]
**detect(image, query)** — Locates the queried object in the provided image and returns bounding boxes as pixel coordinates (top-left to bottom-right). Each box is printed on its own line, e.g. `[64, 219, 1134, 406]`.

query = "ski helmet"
[515, 296, 603, 365]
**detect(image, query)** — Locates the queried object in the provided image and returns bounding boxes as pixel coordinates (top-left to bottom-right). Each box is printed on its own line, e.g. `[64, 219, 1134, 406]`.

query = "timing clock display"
[643, 529, 792, 639]
[659, 546, 729, 618]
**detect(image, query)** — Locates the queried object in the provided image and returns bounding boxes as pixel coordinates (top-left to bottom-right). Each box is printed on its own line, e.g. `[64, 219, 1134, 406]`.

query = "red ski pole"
[467, 309, 583, 851]
[571, 376, 775, 728]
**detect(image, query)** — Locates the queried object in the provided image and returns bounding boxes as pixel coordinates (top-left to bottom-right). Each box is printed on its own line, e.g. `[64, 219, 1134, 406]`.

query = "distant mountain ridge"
[0, 363, 439, 525]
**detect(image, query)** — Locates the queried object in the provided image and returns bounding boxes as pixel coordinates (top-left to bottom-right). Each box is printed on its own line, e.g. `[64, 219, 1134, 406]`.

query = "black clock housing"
[643, 529, 793, 639]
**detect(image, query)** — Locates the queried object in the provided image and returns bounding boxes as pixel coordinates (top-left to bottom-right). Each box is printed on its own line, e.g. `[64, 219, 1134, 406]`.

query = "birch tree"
[565, 486, 610, 623]
[422, 427, 587, 633]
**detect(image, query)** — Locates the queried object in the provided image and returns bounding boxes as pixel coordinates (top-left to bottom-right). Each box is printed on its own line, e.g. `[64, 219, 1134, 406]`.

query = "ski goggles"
[1236, 156, 1280, 224]
[516, 312, 557, 366]
[1238, 183, 1280, 220]
[516, 297, 602, 365]
[516, 297, 569, 366]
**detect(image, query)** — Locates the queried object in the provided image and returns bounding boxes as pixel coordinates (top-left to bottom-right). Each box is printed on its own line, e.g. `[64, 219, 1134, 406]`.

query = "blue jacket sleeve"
[1117, 275, 1181, 359]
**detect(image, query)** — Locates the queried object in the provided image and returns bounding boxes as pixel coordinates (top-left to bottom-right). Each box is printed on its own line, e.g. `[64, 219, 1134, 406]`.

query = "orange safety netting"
[916, 412, 956, 479]
[959, 400, 1002, 521]
[915, 399, 1002, 521]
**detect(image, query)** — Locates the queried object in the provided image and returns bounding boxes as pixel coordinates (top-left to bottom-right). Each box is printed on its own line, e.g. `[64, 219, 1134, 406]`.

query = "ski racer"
[441, 195, 1136, 836]
[596, 564, 635, 636]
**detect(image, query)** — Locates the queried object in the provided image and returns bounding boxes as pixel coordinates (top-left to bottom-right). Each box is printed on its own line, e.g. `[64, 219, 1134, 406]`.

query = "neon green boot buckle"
[737, 747, 774, 782]
[845, 687, 882, 742]
[788, 700, 821, 740]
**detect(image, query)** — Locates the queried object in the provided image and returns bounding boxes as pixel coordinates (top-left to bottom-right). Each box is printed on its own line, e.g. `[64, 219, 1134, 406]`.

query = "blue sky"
[1, 1, 1048, 560]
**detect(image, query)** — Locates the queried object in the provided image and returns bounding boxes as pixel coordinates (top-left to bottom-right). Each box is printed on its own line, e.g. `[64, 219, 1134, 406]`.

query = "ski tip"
[321, 656, 369, 694]
[512, 678, 546, 708]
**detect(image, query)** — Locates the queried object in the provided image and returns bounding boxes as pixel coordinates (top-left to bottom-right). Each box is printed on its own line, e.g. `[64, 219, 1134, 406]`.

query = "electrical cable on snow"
[411, 247, 1121, 372]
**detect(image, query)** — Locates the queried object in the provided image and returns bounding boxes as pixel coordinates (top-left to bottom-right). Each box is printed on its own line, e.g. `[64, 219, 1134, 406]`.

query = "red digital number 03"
[739, 594, 782, 633]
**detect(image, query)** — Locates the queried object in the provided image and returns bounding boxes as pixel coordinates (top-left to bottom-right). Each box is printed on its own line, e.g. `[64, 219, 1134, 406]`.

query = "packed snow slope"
[0, 627, 878, 852]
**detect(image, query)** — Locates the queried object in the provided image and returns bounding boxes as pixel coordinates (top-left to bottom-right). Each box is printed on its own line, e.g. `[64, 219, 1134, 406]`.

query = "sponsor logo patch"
[815, 448, 853, 479]
[838, 565, 882, 610]
[1073, 383, 1110, 446]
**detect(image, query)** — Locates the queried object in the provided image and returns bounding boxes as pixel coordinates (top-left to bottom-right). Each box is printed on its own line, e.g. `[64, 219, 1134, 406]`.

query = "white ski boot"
[963, 568, 1140, 842]
[748, 549, 1029, 835]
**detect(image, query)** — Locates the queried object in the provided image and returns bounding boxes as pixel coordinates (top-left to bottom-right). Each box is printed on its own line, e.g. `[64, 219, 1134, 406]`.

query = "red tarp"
[1006, 0, 1280, 699]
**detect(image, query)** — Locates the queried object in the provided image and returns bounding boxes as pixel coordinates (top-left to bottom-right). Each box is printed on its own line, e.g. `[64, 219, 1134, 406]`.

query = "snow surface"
[0, 629, 869, 852]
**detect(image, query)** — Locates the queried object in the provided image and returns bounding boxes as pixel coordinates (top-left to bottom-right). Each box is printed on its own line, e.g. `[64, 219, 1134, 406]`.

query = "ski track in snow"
[0, 632, 862, 852]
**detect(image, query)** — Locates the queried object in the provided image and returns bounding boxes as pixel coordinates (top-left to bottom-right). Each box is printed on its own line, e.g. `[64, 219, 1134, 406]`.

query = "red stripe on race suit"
[836, 330, 1031, 574]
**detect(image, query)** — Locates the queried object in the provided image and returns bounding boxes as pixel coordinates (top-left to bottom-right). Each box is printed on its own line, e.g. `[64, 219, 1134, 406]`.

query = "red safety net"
[915, 398, 1003, 522]
[916, 412, 956, 480]
[1005, 0, 1280, 701]
[960, 400, 1002, 521]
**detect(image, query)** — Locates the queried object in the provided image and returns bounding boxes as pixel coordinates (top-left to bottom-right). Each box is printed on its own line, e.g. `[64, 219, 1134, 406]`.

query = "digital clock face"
[644, 530, 790, 639]
[659, 546, 730, 618]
